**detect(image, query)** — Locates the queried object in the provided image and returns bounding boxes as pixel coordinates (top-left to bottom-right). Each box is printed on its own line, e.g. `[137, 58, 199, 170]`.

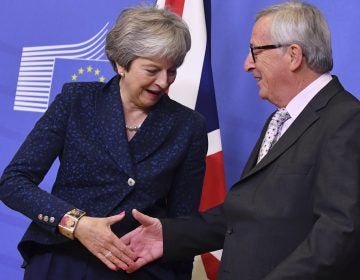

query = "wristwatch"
[58, 208, 86, 240]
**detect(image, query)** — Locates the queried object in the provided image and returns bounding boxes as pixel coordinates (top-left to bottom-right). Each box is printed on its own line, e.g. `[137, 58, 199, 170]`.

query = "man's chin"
[258, 91, 267, 100]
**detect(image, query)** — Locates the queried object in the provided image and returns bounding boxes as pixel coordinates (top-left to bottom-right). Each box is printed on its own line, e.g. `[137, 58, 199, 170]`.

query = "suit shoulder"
[327, 77, 360, 107]
[61, 81, 104, 96]
[340, 90, 360, 105]
[45, 82, 105, 115]
[53, 82, 106, 108]
[165, 97, 206, 124]
[329, 89, 360, 114]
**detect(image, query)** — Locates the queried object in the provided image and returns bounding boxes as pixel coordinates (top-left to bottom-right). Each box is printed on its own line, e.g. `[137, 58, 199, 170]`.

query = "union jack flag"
[156, 1, 227, 279]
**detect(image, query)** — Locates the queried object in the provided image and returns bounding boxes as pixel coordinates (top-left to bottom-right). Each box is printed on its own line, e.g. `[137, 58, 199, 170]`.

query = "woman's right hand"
[74, 212, 136, 271]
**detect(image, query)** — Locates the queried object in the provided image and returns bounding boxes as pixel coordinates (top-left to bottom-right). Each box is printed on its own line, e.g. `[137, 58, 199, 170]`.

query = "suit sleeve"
[157, 111, 208, 277]
[162, 204, 227, 261]
[265, 110, 360, 279]
[0, 84, 78, 234]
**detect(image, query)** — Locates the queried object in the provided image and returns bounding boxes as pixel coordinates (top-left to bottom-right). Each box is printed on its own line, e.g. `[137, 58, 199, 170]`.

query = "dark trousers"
[23, 242, 156, 280]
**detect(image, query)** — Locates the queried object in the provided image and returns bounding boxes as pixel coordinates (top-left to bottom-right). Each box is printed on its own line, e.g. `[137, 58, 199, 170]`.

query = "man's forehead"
[251, 16, 272, 43]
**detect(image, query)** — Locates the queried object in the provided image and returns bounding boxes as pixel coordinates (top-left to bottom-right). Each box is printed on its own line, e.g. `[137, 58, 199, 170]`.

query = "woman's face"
[117, 57, 177, 111]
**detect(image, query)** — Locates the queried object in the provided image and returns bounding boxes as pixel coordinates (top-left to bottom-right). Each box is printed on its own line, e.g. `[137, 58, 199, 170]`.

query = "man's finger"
[132, 209, 156, 226]
[121, 226, 142, 245]
[126, 257, 148, 273]
[112, 239, 137, 261]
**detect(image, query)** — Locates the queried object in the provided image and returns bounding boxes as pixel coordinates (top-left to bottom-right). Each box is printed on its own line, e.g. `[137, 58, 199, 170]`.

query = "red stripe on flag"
[201, 252, 221, 280]
[199, 151, 226, 212]
[161, 1, 225, 278]
[164, 0, 185, 16]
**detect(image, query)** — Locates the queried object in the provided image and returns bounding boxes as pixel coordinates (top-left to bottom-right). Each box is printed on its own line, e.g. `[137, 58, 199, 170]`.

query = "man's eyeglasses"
[250, 44, 290, 63]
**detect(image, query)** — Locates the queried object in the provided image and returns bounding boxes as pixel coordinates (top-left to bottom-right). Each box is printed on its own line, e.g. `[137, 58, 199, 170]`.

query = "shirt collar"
[286, 73, 332, 119]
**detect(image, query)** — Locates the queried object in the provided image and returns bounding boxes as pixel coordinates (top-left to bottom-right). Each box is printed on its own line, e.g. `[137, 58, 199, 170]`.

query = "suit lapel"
[245, 110, 319, 178]
[240, 76, 343, 181]
[130, 95, 175, 163]
[95, 76, 135, 177]
[241, 116, 272, 176]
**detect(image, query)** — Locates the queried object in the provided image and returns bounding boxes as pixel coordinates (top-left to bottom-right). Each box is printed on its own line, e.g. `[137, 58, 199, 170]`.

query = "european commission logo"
[13, 23, 115, 113]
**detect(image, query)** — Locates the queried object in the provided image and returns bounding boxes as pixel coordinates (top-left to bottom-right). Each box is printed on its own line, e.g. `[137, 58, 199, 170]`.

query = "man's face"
[244, 16, 291, 107]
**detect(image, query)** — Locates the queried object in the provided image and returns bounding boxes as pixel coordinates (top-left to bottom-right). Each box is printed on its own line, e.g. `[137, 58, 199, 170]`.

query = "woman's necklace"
[125, 124, 142, 132]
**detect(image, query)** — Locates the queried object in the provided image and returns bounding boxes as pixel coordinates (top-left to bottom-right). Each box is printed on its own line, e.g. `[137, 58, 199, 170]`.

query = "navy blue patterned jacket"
[0, 75, 208, 277]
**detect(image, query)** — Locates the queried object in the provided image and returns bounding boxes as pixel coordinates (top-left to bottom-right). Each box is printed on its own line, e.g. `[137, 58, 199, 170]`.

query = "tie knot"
[272, 108, 290, 124]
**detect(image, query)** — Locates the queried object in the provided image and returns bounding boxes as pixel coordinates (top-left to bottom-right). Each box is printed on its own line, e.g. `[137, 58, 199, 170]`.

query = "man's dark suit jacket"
[0, 75, 208, 279]
[162, 76, 360, 279]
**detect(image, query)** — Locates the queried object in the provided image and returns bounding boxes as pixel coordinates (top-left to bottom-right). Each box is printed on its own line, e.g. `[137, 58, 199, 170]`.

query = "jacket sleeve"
[161, 204, 227, 261]
[0, 85, 78, 234]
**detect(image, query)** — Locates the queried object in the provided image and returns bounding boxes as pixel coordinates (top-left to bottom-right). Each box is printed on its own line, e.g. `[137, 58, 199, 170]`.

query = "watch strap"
[58, 208, 86, 240]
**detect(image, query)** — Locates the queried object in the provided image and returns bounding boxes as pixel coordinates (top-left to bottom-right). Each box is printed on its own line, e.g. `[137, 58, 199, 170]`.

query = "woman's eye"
[168, 70, 177, 76]
[146, 69, 158, 74]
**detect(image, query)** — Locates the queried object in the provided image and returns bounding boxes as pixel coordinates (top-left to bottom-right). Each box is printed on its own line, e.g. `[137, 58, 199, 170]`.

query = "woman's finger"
[96, 250, 119, 271]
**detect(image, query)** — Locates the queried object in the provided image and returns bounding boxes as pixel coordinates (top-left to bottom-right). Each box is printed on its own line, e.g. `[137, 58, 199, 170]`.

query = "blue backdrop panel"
[211, 0, 360, 186]
[0, 1, 153, 278]
[1, 0, 359, 278]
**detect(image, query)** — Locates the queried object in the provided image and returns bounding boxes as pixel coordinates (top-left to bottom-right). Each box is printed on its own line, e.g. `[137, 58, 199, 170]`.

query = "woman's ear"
[116, 63, 126, 77]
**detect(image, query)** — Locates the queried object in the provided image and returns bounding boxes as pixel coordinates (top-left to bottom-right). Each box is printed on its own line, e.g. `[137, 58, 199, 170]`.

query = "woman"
[0, 5, 208, 280]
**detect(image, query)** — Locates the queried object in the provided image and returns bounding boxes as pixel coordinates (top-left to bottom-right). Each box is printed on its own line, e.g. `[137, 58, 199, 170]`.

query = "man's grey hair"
[257, 1, 333, 73]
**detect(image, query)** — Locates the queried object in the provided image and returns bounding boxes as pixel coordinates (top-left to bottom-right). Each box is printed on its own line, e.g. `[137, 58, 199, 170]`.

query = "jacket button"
[226, 228, 233, 235]
[127, 178, 136, 186]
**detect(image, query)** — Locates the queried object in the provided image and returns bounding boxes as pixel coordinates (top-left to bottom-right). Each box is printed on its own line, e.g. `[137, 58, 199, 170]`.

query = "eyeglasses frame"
[250, 44, 290, 62]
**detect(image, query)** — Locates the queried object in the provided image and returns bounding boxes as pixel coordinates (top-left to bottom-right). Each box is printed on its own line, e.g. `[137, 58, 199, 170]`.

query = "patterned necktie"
[257, 108, 290, 163]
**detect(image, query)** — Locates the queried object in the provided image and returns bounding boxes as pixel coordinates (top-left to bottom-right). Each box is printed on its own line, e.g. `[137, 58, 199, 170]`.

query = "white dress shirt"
[280, 73, 333, 136]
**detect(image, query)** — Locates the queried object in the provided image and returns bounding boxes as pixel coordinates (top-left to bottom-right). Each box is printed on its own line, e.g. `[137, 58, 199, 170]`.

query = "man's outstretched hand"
[121, 209, 164, 273]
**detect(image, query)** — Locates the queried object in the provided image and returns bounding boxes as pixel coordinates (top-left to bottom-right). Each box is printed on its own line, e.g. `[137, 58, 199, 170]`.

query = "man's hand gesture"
[121, 209, 164, 273]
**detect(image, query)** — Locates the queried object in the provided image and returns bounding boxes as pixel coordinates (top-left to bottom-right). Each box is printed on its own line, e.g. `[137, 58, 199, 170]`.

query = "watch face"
[62, 215, 76, 229]
[58, 209, 85, 240]
[68, 218, 76, 228]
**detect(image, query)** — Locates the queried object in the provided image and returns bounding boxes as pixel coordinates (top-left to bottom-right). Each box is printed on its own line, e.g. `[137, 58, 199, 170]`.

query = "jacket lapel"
[241, 116, 272, 176]
[245, 110, 319, 177]
[129, 95, 175, 163]
[95, 76, 135, 177]
[240, 76, 343, 181]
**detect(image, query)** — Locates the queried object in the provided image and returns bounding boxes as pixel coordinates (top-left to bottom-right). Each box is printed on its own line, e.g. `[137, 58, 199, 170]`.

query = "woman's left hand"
[74, 211, 136, 271]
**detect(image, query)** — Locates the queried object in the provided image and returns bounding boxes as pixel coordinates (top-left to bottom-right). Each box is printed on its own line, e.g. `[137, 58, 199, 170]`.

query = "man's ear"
[288, 44, 304, 71]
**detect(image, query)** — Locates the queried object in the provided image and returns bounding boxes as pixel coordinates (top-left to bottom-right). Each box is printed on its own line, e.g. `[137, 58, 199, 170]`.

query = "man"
[122, 2, 360, 279]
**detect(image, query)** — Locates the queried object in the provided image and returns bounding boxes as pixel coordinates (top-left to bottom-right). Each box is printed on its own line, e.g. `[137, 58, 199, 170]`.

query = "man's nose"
[244, 52, 255, 72]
